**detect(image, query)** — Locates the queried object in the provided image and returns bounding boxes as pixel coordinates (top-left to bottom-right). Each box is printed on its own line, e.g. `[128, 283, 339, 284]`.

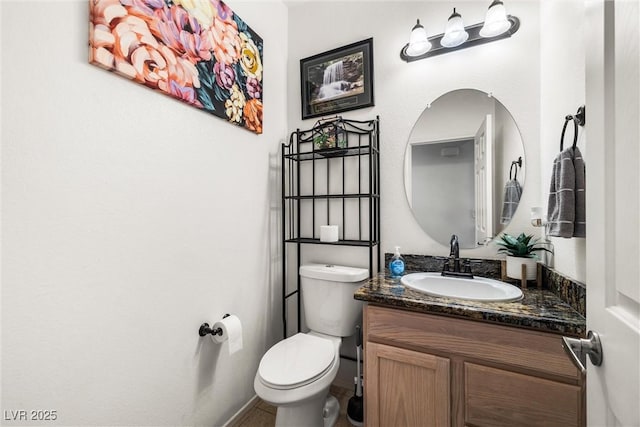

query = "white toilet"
[254, 264, 368, 427]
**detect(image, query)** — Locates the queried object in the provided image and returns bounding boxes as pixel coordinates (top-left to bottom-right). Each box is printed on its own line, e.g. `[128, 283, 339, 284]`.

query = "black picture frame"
[300, 38, 374, 120]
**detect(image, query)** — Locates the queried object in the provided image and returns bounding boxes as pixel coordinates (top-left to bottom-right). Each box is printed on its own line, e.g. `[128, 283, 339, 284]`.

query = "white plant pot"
[506, 256, 538, 281]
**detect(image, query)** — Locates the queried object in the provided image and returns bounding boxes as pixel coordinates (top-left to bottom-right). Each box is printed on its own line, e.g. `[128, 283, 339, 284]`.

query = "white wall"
[287, 1, 541, 261]
[540, 0, 586, 282]
[409, 90, 495, 144]
[0, 1, 288, 426]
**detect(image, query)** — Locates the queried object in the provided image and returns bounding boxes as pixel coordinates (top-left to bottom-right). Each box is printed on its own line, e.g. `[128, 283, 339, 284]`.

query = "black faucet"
[449, 234, 460, 272]
[442, 234, 474, 278]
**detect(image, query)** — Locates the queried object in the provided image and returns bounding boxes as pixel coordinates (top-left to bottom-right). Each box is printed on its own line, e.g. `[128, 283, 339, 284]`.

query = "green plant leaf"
[494, 232, 552, 257]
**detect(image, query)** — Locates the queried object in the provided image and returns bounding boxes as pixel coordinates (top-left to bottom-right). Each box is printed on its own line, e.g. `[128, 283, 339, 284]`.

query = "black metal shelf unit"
[281, 116, 381, 337]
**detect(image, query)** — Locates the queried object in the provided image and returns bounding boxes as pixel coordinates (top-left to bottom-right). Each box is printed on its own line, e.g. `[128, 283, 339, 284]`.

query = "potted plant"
[312, 117, 347, 152]
[496, 233, 551, 280]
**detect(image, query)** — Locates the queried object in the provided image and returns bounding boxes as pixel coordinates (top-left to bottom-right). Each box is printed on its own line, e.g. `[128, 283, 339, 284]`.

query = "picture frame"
[89, 0, 264, 134]
[300, 38, 374, 120]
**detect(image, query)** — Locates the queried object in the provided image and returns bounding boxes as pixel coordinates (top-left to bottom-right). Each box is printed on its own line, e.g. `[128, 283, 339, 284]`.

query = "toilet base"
[322, 395, 339, 427]
[274, 394, 340, 427]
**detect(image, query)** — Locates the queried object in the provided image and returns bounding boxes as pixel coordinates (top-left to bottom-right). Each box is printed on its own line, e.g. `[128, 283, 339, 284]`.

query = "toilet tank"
[299, 264, 368, 337]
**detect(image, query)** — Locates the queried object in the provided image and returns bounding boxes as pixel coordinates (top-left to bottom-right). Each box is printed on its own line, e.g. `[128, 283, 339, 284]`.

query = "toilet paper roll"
[211, 315, 243, 355]
[320, 225, 339, 242]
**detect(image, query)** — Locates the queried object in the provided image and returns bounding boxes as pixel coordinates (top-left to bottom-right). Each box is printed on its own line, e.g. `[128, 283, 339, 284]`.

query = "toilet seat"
[258, 333, 336, 390]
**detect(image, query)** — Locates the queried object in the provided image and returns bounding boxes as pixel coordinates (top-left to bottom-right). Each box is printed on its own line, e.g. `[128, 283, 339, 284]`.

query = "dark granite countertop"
[355, 274, 586, 337]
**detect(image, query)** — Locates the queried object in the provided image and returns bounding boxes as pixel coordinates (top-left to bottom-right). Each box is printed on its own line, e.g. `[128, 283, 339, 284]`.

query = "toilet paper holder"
[198, 314, 230, 337]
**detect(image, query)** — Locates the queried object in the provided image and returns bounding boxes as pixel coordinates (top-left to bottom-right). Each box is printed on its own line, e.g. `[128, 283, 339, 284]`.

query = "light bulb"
[441, 8, 469, 48]
[480, 0, 511, 38]
[406, 19, 432, 56]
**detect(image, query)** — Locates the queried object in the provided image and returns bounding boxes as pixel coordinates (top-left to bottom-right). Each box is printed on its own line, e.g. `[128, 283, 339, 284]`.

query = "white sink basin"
[400, 272, 523, 302]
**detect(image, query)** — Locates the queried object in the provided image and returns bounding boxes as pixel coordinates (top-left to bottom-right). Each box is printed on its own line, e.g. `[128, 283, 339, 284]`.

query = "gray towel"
[500, 179, 522, 224]
[573, 147, 586, 237]
[547, 147, 586, 237]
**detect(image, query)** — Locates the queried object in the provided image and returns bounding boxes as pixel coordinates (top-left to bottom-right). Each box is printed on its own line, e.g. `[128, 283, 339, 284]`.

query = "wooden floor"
[231, 385, 358, 427]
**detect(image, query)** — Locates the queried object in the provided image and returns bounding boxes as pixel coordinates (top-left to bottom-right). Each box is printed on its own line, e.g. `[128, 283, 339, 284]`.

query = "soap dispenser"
[389, 246, 405, 279]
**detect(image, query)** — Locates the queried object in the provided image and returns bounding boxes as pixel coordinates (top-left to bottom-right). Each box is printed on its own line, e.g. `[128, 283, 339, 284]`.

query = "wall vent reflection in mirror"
[441, 147, 460, 157]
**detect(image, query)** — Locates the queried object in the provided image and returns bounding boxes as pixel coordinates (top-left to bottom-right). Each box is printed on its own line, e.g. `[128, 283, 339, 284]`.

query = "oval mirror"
[404, 89, 525, 249]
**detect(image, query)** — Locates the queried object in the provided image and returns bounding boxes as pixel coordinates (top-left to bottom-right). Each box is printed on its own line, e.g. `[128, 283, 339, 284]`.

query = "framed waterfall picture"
[300, 38, 374, 120]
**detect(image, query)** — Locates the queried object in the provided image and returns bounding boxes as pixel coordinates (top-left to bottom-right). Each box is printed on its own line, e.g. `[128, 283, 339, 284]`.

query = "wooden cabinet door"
[465, 363, 583, 427]
[365, 341, 450, 427]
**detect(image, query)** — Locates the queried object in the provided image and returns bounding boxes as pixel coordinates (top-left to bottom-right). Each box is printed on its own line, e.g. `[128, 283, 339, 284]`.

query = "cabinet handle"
[562, 330, 603, 373]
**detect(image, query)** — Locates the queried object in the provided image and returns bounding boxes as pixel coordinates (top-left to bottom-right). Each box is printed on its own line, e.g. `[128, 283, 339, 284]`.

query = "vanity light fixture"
[400, 1, 520, 62]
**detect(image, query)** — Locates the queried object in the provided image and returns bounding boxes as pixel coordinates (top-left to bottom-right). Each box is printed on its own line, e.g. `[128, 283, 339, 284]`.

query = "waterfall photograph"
[310, 54, 365, 103]
[300, 38, 374, 119]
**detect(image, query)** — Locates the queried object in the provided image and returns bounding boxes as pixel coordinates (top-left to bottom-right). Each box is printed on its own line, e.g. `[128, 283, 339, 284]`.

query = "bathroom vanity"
[355, 274, 586, 427]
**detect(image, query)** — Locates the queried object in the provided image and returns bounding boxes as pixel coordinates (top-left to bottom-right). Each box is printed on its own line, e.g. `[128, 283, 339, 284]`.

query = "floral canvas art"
[89, 0, 264, 134]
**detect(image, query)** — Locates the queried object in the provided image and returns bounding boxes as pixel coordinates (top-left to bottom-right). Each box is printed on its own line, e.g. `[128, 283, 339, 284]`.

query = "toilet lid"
[258, 333, 335, 388]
